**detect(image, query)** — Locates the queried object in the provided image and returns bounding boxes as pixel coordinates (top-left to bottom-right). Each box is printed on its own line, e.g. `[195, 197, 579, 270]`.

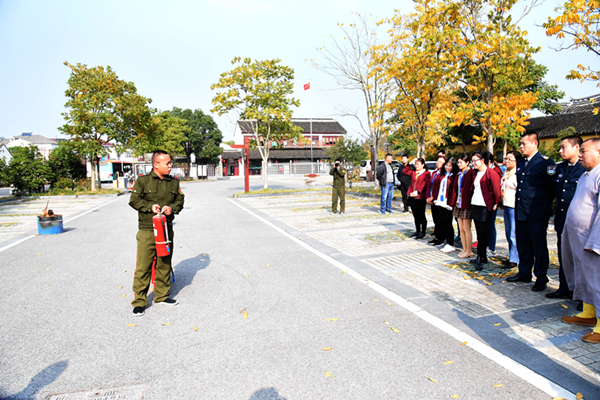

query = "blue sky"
[0, 0, 596, 142]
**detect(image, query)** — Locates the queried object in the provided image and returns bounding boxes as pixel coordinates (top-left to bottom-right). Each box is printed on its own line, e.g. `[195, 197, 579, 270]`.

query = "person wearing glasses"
[404, 158, 430, 239]
[129, 150, 185, 316]
[453, 154, 476, 258]
[501, 151, 522, 269]
[469, 151, 502, 270]
[507, 132, 556, 292]
[547, 135, 586, 299]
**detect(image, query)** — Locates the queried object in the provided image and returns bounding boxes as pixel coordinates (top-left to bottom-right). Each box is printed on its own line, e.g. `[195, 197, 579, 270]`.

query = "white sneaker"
[440, 244, 456, 253]
[486, 249, 496, 257]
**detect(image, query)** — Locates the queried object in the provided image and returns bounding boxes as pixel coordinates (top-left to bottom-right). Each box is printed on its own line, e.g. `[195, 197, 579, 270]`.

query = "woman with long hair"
[501, 150, 522, 269]
[427, 155, 447, 245]
[436, 158, 458, 253]
[452, 154, 476, 258]
[404, 158, 430, 239]
[469, 151, 502, 270]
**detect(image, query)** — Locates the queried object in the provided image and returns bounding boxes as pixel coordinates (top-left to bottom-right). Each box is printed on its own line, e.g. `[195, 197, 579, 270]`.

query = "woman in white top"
[501, 150, 522, 269]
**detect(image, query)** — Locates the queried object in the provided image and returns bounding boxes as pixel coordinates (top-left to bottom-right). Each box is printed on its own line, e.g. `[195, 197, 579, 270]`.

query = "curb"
[233, 190, 329, 198]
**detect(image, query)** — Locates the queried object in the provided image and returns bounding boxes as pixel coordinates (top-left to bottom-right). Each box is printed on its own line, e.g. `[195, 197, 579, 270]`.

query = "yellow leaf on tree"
[322, 347, 333, 351]
[325, 371, 333, 377]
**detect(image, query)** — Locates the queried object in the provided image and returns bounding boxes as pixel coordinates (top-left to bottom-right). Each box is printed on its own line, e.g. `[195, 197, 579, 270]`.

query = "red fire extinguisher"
[152, 212, 171, 257]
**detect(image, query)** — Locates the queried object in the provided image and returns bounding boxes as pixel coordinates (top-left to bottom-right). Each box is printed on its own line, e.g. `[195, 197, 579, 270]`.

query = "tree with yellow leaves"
[544, 0, 600, 85]
[447, 0, 541, 153]
[377, 0, 459, 158]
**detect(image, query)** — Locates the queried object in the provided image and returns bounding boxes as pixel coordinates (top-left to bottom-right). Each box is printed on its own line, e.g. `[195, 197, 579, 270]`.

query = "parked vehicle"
[99, 161, 133, 182]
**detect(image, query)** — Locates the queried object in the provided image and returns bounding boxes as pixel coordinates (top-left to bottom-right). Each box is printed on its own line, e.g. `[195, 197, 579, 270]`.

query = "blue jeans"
[487, 208, 497, 251]
[380, 183, 394, 212]
[503, 206, 519, 263]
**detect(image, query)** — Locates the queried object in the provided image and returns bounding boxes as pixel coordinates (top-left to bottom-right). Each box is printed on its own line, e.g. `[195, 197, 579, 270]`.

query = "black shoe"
[545, 290, 572, 299]
[475, 258, 484, 271]
[133, 306, 145, 316]
[501, 262, 518, 269]
[433, 240, 444, 246]
[532, 281, 547, 292]
[506, 274, 532, 283]
[416, 233, 425, 239]
[428, 239, 437, 244]
[157, 298, 179, 306]
[469, 257, 478, 264]
[409, 232, 419, 238]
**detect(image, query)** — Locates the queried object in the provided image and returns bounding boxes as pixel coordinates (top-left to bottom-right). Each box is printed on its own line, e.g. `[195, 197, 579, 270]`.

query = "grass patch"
[235, 188, 328, 196]
[0, 214, 39, 217]
[0, 222, 18, 227]
[349, 187, 402, 199]
[26, 188, 121, 196]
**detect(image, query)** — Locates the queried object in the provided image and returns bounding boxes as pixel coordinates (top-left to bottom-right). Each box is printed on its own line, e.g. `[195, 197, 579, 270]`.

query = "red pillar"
[244, 137, 250, 193]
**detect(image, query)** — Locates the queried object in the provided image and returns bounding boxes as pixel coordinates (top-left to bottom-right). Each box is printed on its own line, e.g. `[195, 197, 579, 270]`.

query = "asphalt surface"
[0, 178, 580, 399]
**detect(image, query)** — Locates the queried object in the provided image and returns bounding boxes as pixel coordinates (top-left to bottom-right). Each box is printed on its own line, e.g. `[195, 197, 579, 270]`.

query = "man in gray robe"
[561, 138, 600, 343]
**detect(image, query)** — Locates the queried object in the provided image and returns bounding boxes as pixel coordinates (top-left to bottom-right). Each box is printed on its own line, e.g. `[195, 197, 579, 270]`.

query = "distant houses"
[0, 144, 11, 162]
[0, 132, 59, 159]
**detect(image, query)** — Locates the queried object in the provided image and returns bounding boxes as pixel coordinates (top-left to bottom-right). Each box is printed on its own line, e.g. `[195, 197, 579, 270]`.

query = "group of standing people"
[395, 133, 600, 343]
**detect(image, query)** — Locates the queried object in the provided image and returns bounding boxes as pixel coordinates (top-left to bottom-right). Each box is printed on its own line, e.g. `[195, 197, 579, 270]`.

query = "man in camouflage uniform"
[329, 159, 346, 214]
[129, 150, 185, 316]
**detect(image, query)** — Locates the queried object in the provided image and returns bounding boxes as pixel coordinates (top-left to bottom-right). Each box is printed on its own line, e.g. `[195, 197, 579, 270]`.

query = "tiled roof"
[525, 110, 600, 139]
[556, 93, 600, 114]
[0, 134, 56, 146]
[238, 118, 346, 134]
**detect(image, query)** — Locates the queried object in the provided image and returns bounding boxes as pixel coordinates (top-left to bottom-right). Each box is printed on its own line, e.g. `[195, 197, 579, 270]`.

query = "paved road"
[0, 179, 589, 399]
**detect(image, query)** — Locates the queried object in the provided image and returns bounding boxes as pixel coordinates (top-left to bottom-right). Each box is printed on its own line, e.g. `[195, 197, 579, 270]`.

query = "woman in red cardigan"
[435, 158, 458, 252]
[469, 151, 502, 270]
[404, 158, 430, 239]
[452, 154, 476, 258]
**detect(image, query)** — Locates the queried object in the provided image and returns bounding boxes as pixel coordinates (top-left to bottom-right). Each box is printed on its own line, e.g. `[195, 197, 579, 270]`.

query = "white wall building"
[0, 144, 12, 162]
[0, 132, 58, 159]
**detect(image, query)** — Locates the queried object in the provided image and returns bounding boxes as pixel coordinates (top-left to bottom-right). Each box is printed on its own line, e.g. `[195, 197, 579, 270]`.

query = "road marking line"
[228, 198, 575, 400]
[0, 197, 122, 254]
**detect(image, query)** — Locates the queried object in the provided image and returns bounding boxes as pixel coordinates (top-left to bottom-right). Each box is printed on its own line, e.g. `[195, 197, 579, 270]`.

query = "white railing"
[267, 162, 331, 175]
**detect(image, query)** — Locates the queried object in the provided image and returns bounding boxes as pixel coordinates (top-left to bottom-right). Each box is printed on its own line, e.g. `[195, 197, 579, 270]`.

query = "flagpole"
[310, 79, 313, 174]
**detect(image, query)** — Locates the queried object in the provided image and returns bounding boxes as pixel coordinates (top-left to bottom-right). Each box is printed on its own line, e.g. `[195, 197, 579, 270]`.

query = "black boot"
[475, 258, 484, 271]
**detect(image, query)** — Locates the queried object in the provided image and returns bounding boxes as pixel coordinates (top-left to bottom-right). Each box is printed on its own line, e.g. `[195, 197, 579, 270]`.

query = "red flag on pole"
[304, 82, 310, 90]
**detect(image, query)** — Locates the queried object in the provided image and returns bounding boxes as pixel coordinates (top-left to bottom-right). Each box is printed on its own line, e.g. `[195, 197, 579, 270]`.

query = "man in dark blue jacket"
[507, 132, 556, 291]
[546, 135, 586, 299]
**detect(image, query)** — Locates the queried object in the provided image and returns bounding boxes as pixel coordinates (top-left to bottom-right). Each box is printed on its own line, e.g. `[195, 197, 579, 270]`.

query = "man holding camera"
[329, 159, 346, 214]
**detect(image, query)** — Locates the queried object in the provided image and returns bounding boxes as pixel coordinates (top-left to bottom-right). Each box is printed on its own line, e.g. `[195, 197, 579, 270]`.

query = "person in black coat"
[507, 132, 557, 292]
[397, 154, 413, 212]
[546, 135, 586, 299]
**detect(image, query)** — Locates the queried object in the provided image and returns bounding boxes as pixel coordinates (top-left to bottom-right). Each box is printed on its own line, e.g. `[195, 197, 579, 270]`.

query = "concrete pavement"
[0, 178, 595, 399]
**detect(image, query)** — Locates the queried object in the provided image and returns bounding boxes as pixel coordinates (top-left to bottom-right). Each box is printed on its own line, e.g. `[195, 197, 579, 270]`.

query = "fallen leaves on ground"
[451, 395, 459, 399]
[386, 302, 393, 306]
[243, 311, 248, 319]
[493, 323, 501, 326]
[162, 322, 171, 326]
[443, 361, 454, 364]
[322, 347, 333, 351]
[194, 326, 198, 331]
[384, 321, 391, 325]
[342, 270, 348, 273]
[560, 303, 569, 309]
[464, 276, 470, 280]
[460, 341, 468, 346]
[326, 318, 339, 321]
[126, 324, 136, 327]
[493, 384, 503, 387]
[121, 294, 127, 298]
[325, 371, 332, 377]
[427, 377, 437, 383]
[391, 327, 400, 333]
[576, 393, 583, 400]
[372, 299, 379, 302]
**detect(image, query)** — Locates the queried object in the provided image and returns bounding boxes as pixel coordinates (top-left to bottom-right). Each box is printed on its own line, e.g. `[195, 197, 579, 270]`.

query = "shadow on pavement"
[248, 387, 288, 400]
[1, 360, 68, 400]
[170, 253, 211, 297]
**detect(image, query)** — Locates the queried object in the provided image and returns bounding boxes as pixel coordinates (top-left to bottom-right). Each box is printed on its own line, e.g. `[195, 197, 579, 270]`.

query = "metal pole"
[310, 80, 313, 174]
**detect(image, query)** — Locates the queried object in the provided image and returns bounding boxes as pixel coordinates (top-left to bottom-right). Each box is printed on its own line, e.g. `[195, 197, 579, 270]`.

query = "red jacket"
[442, 174, 458, 207]
[452, 168, 476, 210]
[404, 165, 430, 200]
[428, 169, 444, 199]
[469, 168, 502, 211]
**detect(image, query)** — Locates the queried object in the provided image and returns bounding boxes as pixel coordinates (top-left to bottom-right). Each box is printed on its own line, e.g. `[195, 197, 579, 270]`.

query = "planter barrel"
[37, 215, 64, 235]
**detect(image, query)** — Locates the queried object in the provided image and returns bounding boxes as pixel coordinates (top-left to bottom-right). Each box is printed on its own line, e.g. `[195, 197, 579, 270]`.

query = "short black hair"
[522, 132, 539, 145]
[506, 150, 522, 160]
[152, 150, 169, 164]
[385, 153, 393, 158]
[561, 135, 583, 148]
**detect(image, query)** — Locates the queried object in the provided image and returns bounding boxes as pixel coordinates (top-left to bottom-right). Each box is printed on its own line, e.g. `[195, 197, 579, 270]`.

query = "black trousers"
[431, 204, 443, 239]
[472, 205, 491, 262]
[439, 207, 455, 245]
[399, 182, 410, 211]
[516, 219, 550, 283]
[411, 199, 427, 234]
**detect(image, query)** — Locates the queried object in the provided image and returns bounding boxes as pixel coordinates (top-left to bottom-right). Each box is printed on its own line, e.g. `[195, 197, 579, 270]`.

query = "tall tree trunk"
[96, 160, 101, 191]
[90, 158, 97, 191]
[262, 158, 268, 189]
[502, 140, 507, 160]
[487, 128, 495, 154]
